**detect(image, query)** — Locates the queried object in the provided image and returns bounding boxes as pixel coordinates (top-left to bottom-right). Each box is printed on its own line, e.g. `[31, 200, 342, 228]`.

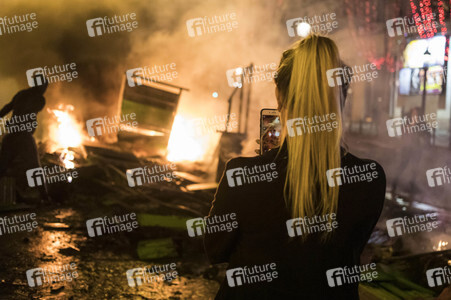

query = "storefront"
[394, 35, 451, 146]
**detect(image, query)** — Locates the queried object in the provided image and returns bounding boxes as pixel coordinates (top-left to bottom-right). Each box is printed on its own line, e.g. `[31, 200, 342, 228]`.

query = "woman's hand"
[255, 139, 261, 155]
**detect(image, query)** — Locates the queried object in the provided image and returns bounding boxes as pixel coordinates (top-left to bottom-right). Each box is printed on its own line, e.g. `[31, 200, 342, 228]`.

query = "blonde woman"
[204, 35, 386, 299]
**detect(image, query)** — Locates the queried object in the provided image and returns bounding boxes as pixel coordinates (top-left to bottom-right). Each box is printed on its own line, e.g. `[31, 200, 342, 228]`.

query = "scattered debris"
[59, 246, 80, 256]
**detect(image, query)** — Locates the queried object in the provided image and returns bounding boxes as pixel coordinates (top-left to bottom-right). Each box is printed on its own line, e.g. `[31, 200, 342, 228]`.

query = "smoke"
[1, 0, 155, 117]
[0, 0, 349, 151]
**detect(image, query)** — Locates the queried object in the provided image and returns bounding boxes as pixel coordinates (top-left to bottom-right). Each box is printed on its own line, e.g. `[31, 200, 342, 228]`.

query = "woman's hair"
[275, 34, 348, 240]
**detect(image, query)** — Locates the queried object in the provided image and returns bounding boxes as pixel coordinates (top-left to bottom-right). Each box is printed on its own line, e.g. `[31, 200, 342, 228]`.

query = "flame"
[167, 115, 204, 162]
[125, 126, 164, 137]
[60, 149, 75, 170]
[433, 240, 448, 251]
[48, 105, 83, 169]
[49, 106, 82, 149]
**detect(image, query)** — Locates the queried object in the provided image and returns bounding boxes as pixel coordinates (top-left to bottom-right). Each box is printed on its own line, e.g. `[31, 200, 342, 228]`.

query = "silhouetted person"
[0, 82, 49, 203]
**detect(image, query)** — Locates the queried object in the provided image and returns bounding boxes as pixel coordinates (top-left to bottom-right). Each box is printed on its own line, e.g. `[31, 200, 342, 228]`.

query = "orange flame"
[47, 105, 83, 169]
[167, 115, 204, 162]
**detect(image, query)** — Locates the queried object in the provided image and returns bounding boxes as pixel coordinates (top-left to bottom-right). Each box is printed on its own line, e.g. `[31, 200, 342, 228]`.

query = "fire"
[433, 240, 448, 251]
[60, 149, 75, 170]
[48, 105, 84, 169]
[49, 105, 82, 149]
[167, 115, 204, 162]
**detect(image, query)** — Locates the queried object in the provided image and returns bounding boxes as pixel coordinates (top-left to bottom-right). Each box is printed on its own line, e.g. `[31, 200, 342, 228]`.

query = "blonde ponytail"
[275, 35, 343, 240]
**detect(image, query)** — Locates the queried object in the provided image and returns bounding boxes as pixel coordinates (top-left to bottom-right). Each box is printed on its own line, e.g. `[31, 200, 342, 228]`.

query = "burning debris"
[47, 104, 85, 169]
[167, 115, 205, 162]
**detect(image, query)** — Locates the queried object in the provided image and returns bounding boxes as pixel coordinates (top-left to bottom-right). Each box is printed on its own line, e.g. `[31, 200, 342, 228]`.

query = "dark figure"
[0, 82, 49, 202]
[204, 35, 386, 299]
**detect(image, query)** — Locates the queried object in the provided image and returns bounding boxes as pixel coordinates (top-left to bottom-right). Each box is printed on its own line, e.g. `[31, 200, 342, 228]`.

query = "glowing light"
[48, 105, 83, 169]
[125, 126, 164, 137]
[433, 240, 448, 251]
[167, 115, 204, 162]
[212, 92, 218, 98]
[437, 0, 446, 35]
[296, 22, 311, 37]
[409, 0, 437, 38]
[59, 149, 75, 169]
[403, 36, 446, 68]
[49, 106, 82, 149]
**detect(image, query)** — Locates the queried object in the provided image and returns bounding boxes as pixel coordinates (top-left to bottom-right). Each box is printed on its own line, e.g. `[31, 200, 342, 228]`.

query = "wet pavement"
[0, 202, 221, 299]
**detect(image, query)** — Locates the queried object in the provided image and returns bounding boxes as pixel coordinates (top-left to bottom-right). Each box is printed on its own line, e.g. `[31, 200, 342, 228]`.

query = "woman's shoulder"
[343, 152, 385, 172]
[340, 152, 386, 226]
[341, 151, 386, 193]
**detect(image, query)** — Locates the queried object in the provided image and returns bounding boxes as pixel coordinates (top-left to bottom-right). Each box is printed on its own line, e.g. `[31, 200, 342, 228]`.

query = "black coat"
[204, 146, 386, 300]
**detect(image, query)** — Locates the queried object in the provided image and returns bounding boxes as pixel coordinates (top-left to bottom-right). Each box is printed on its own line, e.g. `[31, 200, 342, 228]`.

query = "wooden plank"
[137, 238, 178, 260]
[359, 284, 401, 300]
[185, 183, 218, 192]
[137, 214, 190, 230]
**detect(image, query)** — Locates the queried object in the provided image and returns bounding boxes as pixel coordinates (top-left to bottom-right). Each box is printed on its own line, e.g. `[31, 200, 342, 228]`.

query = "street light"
[296, 22, 311, 38]
[421, 47, 431, 115]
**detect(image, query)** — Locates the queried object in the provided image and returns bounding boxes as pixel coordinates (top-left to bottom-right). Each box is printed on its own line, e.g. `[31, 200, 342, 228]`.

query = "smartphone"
[260, 109, 281, 154]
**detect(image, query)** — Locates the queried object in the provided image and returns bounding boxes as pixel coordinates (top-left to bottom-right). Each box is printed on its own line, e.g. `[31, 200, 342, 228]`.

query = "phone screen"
[260, 109, 281, 154]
